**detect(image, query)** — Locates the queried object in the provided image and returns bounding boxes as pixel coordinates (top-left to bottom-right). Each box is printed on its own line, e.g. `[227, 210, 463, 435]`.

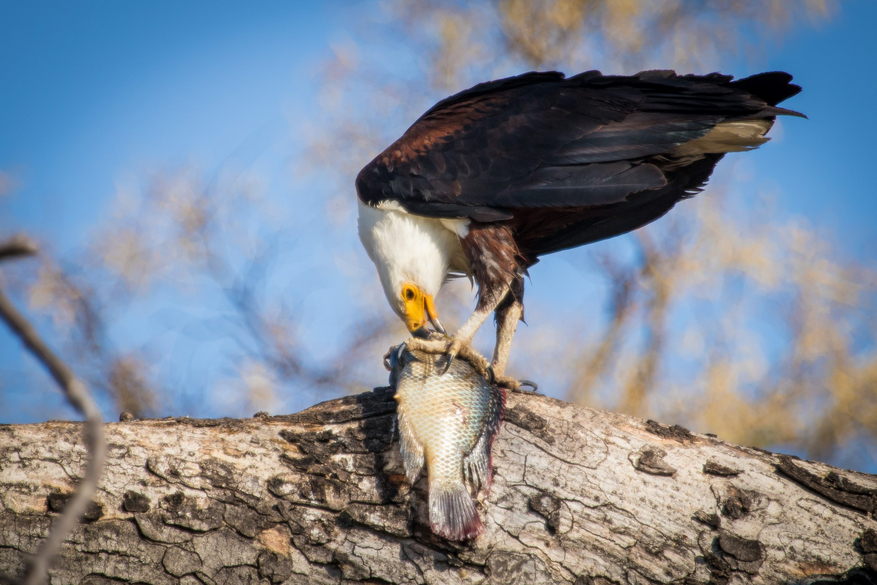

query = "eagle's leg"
[491, 276, 524, 379]
[429, 221, 524, 376]
[409, 222, 524, 377]
[440, 275, 513, 375]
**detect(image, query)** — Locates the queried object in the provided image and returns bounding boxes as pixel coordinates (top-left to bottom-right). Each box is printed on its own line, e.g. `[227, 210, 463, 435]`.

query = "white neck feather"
[358, 201, 463, 318]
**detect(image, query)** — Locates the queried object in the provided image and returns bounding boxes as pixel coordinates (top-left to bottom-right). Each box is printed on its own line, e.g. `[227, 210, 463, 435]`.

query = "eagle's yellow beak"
[401, 283, 446, 335]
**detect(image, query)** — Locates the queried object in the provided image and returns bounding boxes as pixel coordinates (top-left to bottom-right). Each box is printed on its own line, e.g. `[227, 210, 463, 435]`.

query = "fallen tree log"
[1, 386, 876, 585]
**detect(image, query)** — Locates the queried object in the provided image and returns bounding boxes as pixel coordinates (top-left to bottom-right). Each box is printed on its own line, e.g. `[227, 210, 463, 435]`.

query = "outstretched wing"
[355, 70, 801, 223]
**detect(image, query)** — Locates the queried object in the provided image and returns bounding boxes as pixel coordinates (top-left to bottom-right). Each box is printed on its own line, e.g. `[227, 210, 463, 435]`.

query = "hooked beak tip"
[411, 326, 431, 339]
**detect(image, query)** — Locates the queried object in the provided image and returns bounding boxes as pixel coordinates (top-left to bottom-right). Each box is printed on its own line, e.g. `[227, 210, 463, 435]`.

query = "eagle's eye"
[403, 286, 416, 301]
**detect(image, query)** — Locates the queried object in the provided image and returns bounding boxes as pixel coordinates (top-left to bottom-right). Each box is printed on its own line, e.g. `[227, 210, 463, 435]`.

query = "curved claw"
[383, 343, 407, 371]
[484, 365, 496, 385]
[440, 350, 457, 375]
[518, 379, 539, 392]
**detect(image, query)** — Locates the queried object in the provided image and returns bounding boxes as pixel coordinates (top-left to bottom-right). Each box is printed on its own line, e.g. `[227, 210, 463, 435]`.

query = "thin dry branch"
[0, 235, 38, 262]
[0, 241, 106, 585]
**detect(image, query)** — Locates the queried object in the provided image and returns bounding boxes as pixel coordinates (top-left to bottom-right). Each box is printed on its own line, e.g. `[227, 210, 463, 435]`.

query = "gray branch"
[1, 387, 875, 584]
[0, 238, 106, 585]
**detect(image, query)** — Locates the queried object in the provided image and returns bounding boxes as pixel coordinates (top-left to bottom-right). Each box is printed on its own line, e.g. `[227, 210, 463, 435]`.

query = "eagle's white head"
[357, 200, 464, 334]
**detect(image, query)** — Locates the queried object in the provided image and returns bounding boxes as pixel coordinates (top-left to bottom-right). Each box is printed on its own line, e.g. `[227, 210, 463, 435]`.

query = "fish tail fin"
[429, 482, 483, 541]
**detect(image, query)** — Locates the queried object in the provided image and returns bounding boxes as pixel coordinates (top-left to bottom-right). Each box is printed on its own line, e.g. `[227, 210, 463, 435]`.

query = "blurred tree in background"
[3, 0, 875, 471]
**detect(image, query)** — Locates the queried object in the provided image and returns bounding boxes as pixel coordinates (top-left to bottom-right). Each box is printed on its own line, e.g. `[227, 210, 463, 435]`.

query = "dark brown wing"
[355, 69, 802, 255]
[356, 71, 660, 221]
[511, 153, 723, 261]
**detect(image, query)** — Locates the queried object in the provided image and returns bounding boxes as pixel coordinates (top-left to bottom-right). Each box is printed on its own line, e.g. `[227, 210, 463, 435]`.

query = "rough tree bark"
[1, 386, 876, 585]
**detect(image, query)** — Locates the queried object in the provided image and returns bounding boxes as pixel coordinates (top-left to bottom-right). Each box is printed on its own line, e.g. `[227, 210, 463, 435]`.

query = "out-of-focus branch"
[567, 253, 636, 405]
[0, 234, 38, 261]
[0, 238, 106, 585]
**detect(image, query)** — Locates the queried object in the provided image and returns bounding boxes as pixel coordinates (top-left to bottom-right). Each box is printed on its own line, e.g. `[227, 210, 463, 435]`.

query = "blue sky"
[1, 1, 330, 245]
[0, 1, 336, 415]
[1, 0, 876, 470]
[744, 1, 877, 249]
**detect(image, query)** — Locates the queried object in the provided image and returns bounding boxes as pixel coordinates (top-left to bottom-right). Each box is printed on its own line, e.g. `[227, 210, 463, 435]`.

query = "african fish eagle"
[356, 70, 803, 387]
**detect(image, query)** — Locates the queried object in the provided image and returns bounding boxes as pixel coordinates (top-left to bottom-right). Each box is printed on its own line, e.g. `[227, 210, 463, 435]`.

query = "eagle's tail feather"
[731, 71, 801, 106]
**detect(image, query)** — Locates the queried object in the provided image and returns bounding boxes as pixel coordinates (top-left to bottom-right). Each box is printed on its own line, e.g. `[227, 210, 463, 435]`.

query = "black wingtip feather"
[765, 105, 808, 120]
[731, 71, 802, 106]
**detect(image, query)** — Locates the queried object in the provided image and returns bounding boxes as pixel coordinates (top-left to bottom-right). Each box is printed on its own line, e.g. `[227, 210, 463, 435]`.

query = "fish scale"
[390, 346, 505, 541]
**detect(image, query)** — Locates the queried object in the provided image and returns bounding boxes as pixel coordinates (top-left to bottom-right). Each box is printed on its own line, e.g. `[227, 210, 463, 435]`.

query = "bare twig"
[0, 234, 38, 261]
[0, 242, 106, 585]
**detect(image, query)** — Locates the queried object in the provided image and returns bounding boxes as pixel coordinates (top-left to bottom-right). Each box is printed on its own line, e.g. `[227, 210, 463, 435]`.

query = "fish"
[387, 343, 505, 541]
